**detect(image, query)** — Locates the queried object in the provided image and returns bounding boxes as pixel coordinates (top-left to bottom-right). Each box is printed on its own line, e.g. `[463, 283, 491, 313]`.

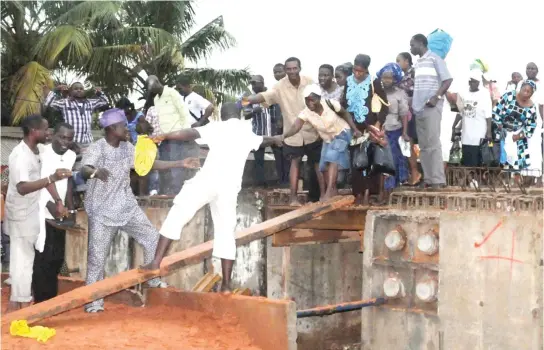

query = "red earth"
[1, 287, 262, 350]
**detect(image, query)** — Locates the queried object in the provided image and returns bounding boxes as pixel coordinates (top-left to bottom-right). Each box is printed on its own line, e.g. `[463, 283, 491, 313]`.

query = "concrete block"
[439, 212, 543, 350]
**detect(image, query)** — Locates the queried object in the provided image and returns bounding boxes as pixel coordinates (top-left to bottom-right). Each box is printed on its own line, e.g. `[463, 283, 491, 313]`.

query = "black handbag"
[371, 143, 396, 176]
[480, 139, 501, 167]
[352, 140, 370, 170]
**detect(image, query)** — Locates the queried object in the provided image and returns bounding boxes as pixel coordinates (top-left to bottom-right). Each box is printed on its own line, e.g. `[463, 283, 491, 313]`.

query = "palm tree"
[2, 0, 250, 125]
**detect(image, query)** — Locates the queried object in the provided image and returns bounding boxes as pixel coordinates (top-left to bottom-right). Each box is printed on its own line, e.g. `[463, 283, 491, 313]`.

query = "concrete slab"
[439, 212, 543, 350]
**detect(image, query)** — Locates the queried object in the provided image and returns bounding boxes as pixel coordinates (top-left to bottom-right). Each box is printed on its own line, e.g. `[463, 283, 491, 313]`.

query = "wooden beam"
[191, 272, 221, 292]
[2, 195, 353, 326]
[266, 206, 371, 231]
[272, 228, 362, 247]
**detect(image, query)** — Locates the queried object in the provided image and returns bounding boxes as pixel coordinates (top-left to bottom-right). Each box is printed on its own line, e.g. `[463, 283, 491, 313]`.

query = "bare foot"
[355, 194, 363, 205]
[139, 261, 160, 272]
[362, 193, 370, 206]
[408, 172, 422, 186]
[220, 283, 232, 294]
[321, 190, 338, 203]
[289, 199, 302, 207]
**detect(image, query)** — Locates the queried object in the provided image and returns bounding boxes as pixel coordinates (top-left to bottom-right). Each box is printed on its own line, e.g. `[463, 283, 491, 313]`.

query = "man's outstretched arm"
[153, 128, 201, 143]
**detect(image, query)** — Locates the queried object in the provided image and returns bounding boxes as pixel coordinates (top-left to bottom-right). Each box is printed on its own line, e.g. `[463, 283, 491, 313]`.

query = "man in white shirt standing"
[5, 115, 72, 312]
[140, 103, 282, 292]
[176, 76, 214, 127]
[451, 70, 493, 167]
[32, 123, 77, 304]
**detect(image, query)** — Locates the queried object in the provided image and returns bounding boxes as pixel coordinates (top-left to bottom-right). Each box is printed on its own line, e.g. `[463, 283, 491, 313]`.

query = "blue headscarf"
[522, 80, 537, 92]
[377, 63, 403, 85]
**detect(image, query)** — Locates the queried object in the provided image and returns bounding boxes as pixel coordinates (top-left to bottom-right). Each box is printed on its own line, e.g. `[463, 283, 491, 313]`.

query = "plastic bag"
[480, 140, 501, 167]
[449, 140, 462, 164]
[427, 29, 453, 60]
[134, 135, 158, 176]
[352, 140, 370, 170]
[372, 143, 396, 176]
[398, 136, 411, 157]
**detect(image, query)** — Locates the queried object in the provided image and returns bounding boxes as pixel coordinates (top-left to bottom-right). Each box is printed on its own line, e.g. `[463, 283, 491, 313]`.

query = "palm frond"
[9, 61, 53, 124]
[180, 16, 236, 62]
[178, 68, 251, 95]
[122, 1, 194, 37]
[52, 0, 121, 28]
[34, 25, 93, 68]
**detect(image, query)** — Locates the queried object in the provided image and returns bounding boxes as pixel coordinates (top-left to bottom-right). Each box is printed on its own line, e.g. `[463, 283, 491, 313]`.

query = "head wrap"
[469, 69, 482, 82]
[99, 108, 127, 128]
[377, 63, 404, 85]
[470, 59, 489, 73]
[521, 80, 537, 92]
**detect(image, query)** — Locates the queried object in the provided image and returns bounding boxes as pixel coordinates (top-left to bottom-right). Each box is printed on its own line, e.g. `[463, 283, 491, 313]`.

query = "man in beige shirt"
[246, 57, 323, 206]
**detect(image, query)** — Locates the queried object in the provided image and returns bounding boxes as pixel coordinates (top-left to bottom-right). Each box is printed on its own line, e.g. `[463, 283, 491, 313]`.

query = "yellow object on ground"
[134, 135, 158, 176]
[10, 320, 56, 343]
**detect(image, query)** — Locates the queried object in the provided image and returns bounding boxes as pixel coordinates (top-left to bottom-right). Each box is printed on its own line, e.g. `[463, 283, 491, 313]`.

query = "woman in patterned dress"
[492, 80, 538, 171]
[341, 54, 389, 205]
[377, 63, 410, 198]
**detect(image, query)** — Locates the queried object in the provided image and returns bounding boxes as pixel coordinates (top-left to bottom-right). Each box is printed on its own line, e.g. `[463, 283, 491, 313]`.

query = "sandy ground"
[1, 287, 262, 350]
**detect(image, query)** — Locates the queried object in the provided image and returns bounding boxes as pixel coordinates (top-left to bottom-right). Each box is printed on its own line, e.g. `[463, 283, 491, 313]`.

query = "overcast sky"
[190, 0, 542, 94]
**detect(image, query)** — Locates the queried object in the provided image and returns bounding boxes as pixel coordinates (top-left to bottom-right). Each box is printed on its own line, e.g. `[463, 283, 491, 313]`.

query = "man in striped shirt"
[241, 75, 289, 187]
[410, 34, 453, 189]
[43, 83, 109, 145]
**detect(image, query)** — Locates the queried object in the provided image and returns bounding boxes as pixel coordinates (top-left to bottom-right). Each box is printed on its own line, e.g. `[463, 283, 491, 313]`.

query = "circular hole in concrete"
[384, 229, 405, 251]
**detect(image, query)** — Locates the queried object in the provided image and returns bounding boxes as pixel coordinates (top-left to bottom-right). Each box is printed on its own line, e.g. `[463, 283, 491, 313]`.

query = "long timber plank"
[2, 195, 353, 326]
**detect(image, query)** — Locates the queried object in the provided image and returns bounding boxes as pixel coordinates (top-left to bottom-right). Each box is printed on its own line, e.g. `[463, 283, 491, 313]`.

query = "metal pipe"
[296, 297, 387, 318]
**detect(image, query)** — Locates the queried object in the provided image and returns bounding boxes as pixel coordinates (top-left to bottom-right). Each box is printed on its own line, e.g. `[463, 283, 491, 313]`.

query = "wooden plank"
[266, 205, 372, 231]
[272, 228, 361, 247]
[160, 195, 354, 274]
[191, 272, 221, 292]
[2, 195, 353, 326]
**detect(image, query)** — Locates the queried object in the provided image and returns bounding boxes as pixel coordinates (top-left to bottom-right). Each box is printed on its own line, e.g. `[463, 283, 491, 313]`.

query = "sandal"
[85, 305, 104, 313]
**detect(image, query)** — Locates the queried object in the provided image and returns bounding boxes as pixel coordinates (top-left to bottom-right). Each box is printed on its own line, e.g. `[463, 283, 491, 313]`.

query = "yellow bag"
[134, 135, 158, 176]
[10, 320, 56, 343]
[371, 79, 390, 114]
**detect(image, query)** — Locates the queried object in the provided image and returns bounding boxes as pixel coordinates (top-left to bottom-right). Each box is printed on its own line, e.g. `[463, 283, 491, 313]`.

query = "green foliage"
[1, 0, 250, 125]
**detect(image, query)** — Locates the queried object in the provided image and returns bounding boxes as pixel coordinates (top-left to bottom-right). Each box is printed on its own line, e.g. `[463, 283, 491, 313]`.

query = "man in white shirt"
[5, 115, 72, 312]
[32, 123, 77, 304]
[451, 70, 492, 167]
[176, 76, 214, 127]
[140, 103, 282, 292]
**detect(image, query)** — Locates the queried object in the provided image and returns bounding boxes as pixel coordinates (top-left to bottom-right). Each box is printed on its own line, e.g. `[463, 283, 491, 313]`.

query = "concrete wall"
[267, 239, 363, 349]
[362, 209, 543, 350]
[65, 189, 267, 294]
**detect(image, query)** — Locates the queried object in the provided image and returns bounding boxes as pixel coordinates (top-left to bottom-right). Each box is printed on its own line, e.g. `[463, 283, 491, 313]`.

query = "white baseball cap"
[303, 84, 322, 98]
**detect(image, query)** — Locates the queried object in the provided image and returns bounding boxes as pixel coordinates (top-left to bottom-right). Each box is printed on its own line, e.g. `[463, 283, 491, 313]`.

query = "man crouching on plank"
[80, 108, 200, 313]
[140, 102, 283, 292]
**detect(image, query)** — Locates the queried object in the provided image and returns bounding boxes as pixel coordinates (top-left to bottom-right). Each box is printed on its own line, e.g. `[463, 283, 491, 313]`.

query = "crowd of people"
[1, 31, 542, 313]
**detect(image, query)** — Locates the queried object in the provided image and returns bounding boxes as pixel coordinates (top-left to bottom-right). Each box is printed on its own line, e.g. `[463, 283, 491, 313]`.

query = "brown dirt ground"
[1, 287, 262, 350]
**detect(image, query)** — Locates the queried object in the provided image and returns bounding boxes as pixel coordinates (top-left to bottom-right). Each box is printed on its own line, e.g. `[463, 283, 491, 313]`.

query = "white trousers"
[9, 233, 37, 302]
[160, 175, 238, 260]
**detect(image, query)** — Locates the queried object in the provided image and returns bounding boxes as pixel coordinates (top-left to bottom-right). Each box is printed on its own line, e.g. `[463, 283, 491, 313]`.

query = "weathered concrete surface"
[208, 190, 267, 295]
[268, 239, 363, 349]
[147, 288, 297, 350]
[133, 206, 207, 291]
[439, 212, 543, 350]
[66, 189, 267, 293]
[362, 209, 543, 350]
[361, 210, 441, 350]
